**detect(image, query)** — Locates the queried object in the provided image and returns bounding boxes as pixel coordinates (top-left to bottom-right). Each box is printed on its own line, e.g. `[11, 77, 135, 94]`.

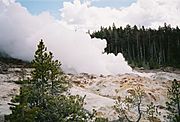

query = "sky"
[16, 0, 136, 19]
[14, 0, 180, 30]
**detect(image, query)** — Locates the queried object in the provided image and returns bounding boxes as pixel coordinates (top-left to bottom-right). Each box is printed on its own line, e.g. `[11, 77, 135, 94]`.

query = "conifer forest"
[91, 23, 180, 69]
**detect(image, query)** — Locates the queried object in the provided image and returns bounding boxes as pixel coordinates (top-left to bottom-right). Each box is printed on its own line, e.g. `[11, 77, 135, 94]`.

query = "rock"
[96, 111, 104, 117]
[163, 67, 174, 72]
[127, 89, 135, 95]
[147, 116, 161, 122]
[148, 92, 157, 101]
[73, 80, 81, 84]
[0, 62, 8, 74]
[0, 115, 4, 122]
[79, 84, 85, 88]
[157, 105, 166, 110]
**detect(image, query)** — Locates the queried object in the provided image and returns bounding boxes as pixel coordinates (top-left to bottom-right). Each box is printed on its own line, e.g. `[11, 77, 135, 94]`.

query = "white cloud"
[60, 0, 180, 30]
[0, 0, 132, 75]
[1, 0, 15, 5]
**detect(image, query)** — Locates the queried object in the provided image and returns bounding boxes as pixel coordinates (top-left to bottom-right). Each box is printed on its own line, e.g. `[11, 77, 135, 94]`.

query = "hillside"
[0, 54, 30, 69]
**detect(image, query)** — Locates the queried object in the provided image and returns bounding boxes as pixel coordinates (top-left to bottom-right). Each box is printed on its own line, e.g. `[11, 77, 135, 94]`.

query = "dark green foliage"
[31, 40, 68, 97]
[166, 79, 180, 122]
[5, 85, 40, 122]
[6, 40, 92, 122]
[41, 95, 91, 122]
[95, 117, 108, 122]
[146, 102, 161, 122]
[91, 23, 180, 69]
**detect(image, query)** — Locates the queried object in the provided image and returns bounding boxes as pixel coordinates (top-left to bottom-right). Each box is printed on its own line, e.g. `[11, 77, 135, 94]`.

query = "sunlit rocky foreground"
[0, 68, 180, 121]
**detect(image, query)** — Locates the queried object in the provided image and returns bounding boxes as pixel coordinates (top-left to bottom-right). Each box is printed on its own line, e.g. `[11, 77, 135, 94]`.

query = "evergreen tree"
[31, 39, 68, 97]
[114, 86, 144, 122]
[166, 79, 180, 122]
[6, 40, 92, 122]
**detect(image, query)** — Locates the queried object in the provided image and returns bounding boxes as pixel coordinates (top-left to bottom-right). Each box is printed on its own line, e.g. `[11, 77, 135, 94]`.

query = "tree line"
[90, 23, 180, 69]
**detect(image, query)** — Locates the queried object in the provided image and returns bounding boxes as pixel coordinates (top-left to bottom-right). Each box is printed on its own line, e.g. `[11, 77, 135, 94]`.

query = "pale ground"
[0, 68, 180, 121]
[67, 72, 180, 121]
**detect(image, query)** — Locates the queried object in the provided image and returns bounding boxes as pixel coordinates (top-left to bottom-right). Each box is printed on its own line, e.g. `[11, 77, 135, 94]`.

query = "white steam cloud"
[0, 0, 179, 75]
[0, 0, 132, 75]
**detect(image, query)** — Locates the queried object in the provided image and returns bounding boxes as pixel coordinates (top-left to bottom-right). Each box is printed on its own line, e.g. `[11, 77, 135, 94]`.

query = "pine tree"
[31, 39, 68, 97]
[6, 39, 92, 122]
[115, 86, 144, 122]
[166, 79, 180, 122]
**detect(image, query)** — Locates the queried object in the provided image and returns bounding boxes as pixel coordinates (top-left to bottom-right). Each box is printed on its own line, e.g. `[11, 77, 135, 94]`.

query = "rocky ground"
[67, 72, 180, 121]
[0, 67, 31, 121]
[0, 67, 180, 122]
[0, 69, 20, 121]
